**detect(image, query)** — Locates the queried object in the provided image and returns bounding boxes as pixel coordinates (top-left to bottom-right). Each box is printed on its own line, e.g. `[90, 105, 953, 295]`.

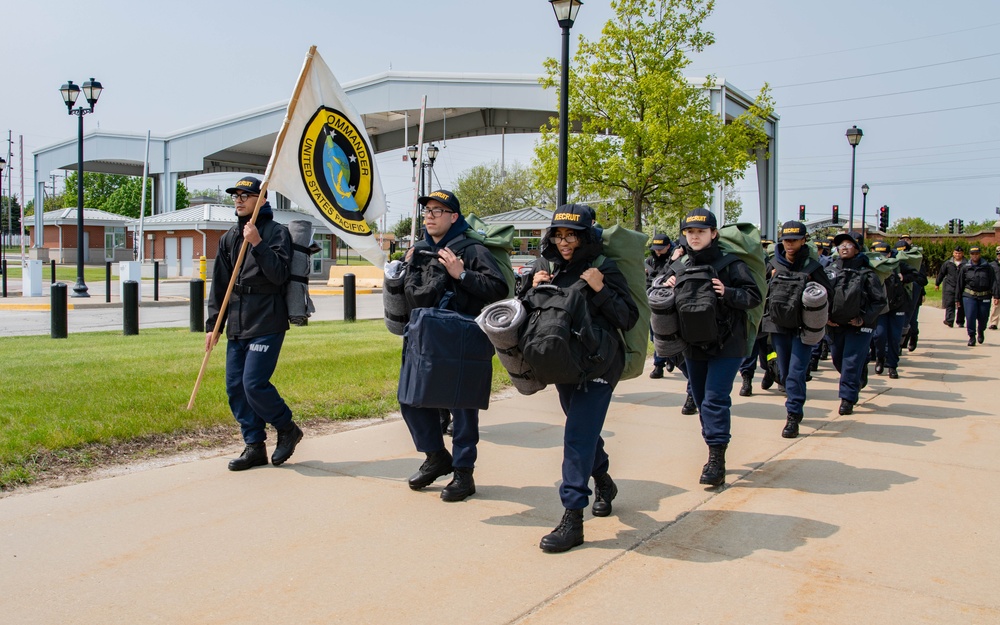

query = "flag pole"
[187, 45, 318, 410]
[408, 96, 428, 243]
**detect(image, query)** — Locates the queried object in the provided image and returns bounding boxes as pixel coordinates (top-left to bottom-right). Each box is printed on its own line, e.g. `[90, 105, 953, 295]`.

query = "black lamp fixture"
[845, 125, 863, 234]
[550, 0, 583, 208]
[60, 77, 104, 298]
[407, 143, 441, 196]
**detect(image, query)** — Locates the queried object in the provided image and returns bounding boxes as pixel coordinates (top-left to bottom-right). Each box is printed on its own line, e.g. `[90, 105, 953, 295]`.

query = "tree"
[453, 161, 546, 216]
[61, 172, 130, 210]
[723, 185, 743, 225]
[532, 0, 773, 231]
[890, 217, 940, 235]
[102, 176, 154, 218]
[393, 216, 413, 240]
[1, 195, 23, 236]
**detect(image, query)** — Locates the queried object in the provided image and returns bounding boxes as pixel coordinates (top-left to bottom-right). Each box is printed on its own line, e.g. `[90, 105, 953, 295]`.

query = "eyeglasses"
[231, 192, 258, 201]
[422, 207, 454, 218]
[549, 233, 579, 244]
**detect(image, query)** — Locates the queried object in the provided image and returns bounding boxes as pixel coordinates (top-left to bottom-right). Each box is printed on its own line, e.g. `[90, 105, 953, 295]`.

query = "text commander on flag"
[267, 46, 387, 267]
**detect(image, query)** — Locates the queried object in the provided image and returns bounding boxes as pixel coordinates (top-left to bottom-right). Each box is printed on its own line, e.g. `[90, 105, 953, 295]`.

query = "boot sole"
[539, 537, 584, 553]
[441, 486, 475, 502]
[228, 458, 268, 471]
[408, 468, 453, 491]
[699, 476, 725, 486]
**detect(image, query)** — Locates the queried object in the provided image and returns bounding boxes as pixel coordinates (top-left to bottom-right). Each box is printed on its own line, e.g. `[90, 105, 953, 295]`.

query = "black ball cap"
[226, 176, 263, 196]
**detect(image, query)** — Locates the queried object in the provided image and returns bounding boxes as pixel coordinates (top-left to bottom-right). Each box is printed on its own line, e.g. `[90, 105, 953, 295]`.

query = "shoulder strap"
[711, 253, 739, 273]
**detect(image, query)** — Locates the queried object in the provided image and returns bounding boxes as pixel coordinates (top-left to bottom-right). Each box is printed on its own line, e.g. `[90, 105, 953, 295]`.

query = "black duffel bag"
[398, 306, 495, 410]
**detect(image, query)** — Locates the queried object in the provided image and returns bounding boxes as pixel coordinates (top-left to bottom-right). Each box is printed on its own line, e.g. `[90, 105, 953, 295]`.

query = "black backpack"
[827, 266, 866, 325]
[518, 283, 616, 386]
[673, 256, 737, 348]
[883, 272, 908, 312]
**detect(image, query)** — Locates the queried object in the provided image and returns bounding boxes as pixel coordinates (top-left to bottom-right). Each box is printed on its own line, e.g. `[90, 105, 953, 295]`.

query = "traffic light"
[878, 205, 889, 232]
[799, 204, 806, 220]
[948, 219, 955, 234]
[832, 204, 839, 222]
[958, 219, 965, 234]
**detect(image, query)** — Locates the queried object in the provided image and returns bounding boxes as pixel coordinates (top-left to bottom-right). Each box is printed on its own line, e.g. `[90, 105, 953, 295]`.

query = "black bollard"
[1, 259, 6, 298]
[123, 280, 139, 335]
[153, 261, 160, 302]
[51, 282, 68, 339]
[189, 279, 205, 332]
[106, 261, 112, 303]
[51, 259, 57, 284]
[344, 273, 356, 322]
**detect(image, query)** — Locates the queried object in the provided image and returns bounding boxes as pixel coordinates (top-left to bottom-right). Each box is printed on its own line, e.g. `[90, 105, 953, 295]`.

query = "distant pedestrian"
[957, 246, 996, 346]
[988, 249, 1000, 331]
[206, 175, 302, 472]
[936, 247, 966, 328]
[645, 232, 674, 379]
[826, 232, 887, 416]
[761, 221, 831, 438]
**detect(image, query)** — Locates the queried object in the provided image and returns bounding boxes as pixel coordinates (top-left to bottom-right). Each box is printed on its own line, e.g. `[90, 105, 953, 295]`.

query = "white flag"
[267, 49, 387, 266]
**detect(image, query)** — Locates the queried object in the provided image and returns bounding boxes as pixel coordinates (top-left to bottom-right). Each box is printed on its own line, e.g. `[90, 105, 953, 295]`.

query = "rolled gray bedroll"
[648, 285, 686, 358]
[383, 260, 407, 336]
[476, 298, 546, 395]
[287, 220, 318, 326]
[800, 281, 829, 346]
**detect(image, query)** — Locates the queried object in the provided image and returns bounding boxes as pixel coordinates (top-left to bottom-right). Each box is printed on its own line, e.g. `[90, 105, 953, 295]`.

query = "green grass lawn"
[2, 264, 135, 283]
[0, 319, 510, 488]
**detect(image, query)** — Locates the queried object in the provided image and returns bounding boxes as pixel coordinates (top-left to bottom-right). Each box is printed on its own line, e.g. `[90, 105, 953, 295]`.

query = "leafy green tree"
[175, 183, 190, 211]
[889, 216, 940, 235]
[61, 172, 130, 210]
[2, 195, 23, 235]
[453, 161, 545, 217]
[102, 176, 154, 218]
[723, 185, 743, 225]
[533, 0, 773, 231]
[393, 216, 413, 239]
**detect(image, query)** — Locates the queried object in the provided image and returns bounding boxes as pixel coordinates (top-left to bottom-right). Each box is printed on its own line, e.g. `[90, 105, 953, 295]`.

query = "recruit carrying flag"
[267, 47, 387, 267]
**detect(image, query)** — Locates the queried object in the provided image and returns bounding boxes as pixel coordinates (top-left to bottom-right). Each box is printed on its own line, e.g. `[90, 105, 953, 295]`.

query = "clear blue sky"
[3, 0, 1000, 230]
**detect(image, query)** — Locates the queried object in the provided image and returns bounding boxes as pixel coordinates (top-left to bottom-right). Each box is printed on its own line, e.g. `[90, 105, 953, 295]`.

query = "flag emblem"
[298, 106, 374, 235]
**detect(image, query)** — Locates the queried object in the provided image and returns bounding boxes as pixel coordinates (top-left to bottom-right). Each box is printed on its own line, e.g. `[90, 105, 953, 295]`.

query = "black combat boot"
[761, 369, 775, 390]
[681, 393, 698, 415]
[809, 356, 819, 372]
[271, 422, 303, 466]
[439, 409, 452, 436]
[781, 413, 803, 439]
[441, 467, 475, 501]
[907, 333, 918, 352]
[738, 371, 753, 397]
[228, 442, 268, 471]
[539, 508, 584, 553]
[978, 330, 985, 344]
[649, 365, 664, 379]
[591, 473, 618, 517]
[874, 358, 885, 375]
[968, 336, 976, 347]
[839, 399, 854, 415]
[887, 368, 899, 379]
[408, 449, 453, 490]
[699, 445, 727, 487]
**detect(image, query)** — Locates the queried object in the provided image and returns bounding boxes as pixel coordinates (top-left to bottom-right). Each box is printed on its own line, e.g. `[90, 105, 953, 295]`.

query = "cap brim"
[778, 234, 805, 241]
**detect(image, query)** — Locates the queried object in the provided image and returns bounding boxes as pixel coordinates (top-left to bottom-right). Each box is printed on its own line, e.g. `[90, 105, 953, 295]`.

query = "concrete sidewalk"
[1, 307, 997, 624]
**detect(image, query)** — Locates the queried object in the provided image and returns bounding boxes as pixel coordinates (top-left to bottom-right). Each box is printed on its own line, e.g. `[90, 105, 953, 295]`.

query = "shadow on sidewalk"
[810, 421, 940, 446]
[733, 458, 916, 495]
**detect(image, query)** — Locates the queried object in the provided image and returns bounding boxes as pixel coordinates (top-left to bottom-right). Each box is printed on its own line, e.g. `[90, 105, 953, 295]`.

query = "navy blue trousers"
[225, 333, 293, 445]
[874, 311, 907, 368]
[828, 327, 873, 404]
[554, 380, 614, 510]
[400, 404, 479, 469]
[686, 356, 743, 446]
[739, 333, 769, 376]
[771, 332, 813, 415]
[963, 296, 991, 338]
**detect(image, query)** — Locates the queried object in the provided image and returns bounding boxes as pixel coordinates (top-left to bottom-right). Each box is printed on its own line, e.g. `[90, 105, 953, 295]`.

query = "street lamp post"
[60, 78, 103, 298]
[550, 0, 582, 208]
[0, 156, 6, 275]
[860, 183, 869, 241]
[845, 125, 863, 234]
[407, 143, 440, 241]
